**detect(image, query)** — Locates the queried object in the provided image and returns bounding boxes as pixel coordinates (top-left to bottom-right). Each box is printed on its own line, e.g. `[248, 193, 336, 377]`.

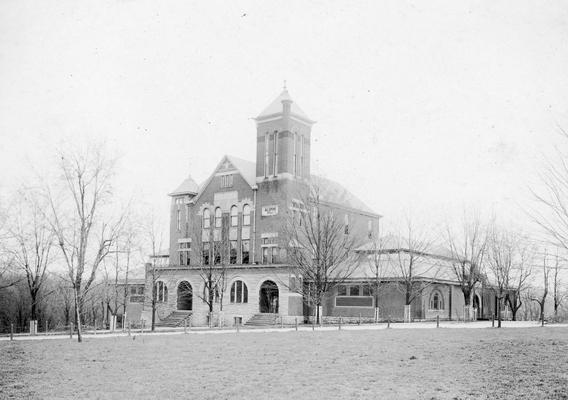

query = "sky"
[1, 0, 568, 240]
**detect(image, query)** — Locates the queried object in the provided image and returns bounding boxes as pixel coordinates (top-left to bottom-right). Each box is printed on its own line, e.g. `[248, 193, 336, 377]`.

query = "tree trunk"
[463, 287, 471, 306]
[497, 296, 502, 328]
[30, 292, 37, 321]
[540, 302, 545, 327]
[151, 299, 156, 331]
[73, 287, 83, 343]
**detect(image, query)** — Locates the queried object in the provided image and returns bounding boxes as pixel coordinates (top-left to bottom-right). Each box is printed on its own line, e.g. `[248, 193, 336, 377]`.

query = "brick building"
[143, 88, 503, 327]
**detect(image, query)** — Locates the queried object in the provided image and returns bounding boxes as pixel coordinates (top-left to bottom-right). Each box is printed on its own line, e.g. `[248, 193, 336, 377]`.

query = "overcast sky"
[1, 0, 568, 236]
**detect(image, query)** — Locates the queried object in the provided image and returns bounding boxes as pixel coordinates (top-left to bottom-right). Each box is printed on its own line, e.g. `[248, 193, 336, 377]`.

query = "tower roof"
[169, 175, 199, 196]
[256, 88, 313, 123]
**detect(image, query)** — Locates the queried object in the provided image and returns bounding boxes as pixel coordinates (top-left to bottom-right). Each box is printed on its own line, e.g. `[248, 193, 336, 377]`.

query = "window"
[271, 247, 279, 264]
[230, 241, 237, 264]
[155, 281, 168, 302]
[130, 287, 137, 295]
[362, 286, 371, 296]
[264, 132, 269, 177]
[430, 291, 444, 310]
[230, 205, 238, 227]
[221, 174, 233, 188]
[337, 285, 347, 296]
[179, 242, 191, 266]
[242, 204, 251, 226]
[215, 207, 222, 228]
[273, 131, 278, 176]
[349, 285, 360, 296]
[213, 242, 221, 265]
[242, 240, 250, 264]
[262, 247, 269, 264]
[230, 280, 248, 303]
[203, 242, 210, 265]
[137, 286, 144, 295]
[177, 210, 181, 231]
[203, 208, 210, 229]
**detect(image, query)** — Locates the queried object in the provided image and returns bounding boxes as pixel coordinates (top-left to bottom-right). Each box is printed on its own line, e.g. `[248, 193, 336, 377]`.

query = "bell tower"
[254, 84, 315, 182]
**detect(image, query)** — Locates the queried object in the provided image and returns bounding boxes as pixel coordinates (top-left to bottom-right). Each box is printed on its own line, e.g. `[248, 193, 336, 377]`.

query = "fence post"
[387, 316, 391, 329]
[236, 319, 240, 333]
[280, 316, 283, 329]
[189, 316, 192, 331]
[358, 313, 361, 325]
[338, 316, 342, 331]
[94, 321, 97, 335]
[491, 313, 495, 328]
[128, 321, 131, 337]
[436, 315, 439, 328]
[295, 317, 298, 331]
[45, 320, 48, 336]
[184, 319, 187, 334]
[70, 323, 73, 339]
[10, 323, 13, 341]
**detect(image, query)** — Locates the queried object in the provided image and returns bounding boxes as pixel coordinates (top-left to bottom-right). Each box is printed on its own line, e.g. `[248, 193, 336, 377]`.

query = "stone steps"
[156, 311, 192, 328]
[245, 313, 279, 326]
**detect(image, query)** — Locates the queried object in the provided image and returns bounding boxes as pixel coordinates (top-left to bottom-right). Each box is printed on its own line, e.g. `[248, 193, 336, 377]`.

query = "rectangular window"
[264, 133, 269, 177]
[221, 174, 233, 188]
[271, 247, 278, 264]
[230, 241, 237, 264]
[137, 287, 144, 295]
[242, 240, 250, 264]
[349, 286, 360, 296]
[130, 287, 137, 295]
[262, 247, 269, 264]
[362, 286, 371, 296]
[203, 242, 210, 265]
[273, 131, 278, 176]
[337, 285, 347, 296]
[214, 243, 221, 265]
[177, 210, 181, 231]
[179, 252, 184, 266]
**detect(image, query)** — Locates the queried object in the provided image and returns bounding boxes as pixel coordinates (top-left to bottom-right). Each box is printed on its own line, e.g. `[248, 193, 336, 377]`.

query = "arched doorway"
[177, 281, 193, 311]
[259, 280, 279, 313]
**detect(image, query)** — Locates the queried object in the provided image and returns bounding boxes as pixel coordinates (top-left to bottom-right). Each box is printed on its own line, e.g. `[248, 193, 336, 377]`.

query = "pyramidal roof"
[310, 175, 378, 216]
[256, 88, 312, 122]
[169, 175, 199, 196]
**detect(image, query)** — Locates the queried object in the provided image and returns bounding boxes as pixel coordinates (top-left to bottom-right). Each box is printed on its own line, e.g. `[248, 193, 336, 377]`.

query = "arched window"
[155, 281, 168, 303]
[230, 280, 248, 303]
[215, 207, 222, 228]
[242, 204, 251, 226]
[230, 205, 238, 227]
[429, 290, 444, 310]
[203, 209, 210, 229]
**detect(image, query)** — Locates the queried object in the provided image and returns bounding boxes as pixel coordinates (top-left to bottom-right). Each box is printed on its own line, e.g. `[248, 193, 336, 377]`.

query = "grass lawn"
[1, 326, 567, 399]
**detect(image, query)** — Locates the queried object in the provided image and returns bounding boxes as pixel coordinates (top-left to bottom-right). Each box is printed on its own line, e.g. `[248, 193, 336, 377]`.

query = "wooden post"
[189, 316, 192, 331]
[295, 317, 298, 331]
[338, 316, 342, 331]
[312, 319, 315, 331]
[45, 320, 48, 336]
[387, 316, 391, 329]
[358, 313, 361, 325]
[236, 320, 240, 333]
[70, 323, 73, 339]
[184, 319, 187, 334]
[280, 316, 283, 329]
[10, 323, 13, 341]
[491, 313, 495, 328]
[128, 321, 131, 337]
[436, 315, 439, 328]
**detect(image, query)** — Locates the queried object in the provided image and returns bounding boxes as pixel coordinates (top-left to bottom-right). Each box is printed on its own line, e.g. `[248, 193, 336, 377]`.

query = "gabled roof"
[169, 175, 199, 196]
[310, 175, 379, 216]
[225, 155, 256, 188]
[256, 89, 313, 122]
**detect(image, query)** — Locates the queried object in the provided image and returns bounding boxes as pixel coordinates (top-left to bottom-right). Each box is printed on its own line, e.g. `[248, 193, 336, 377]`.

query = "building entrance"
[177, 281, 193, 311]
[259, 280, 279, 313]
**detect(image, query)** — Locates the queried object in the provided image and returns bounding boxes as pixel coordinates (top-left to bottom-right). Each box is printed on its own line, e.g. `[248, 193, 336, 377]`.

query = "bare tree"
[284, 184, 361, 325]
[551, 252, 567, 319]
[193, 217, 230, 327]
[44, 144, 124, 342]
[2, 190, 55, 327]
[529, 251, 550, 327]
[390, 219, 439, 322]
[487, 228, 533, 327]
[361, 235, 388, 322]
[145, 213, 167, 332]
[445, 213, 488, 320]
